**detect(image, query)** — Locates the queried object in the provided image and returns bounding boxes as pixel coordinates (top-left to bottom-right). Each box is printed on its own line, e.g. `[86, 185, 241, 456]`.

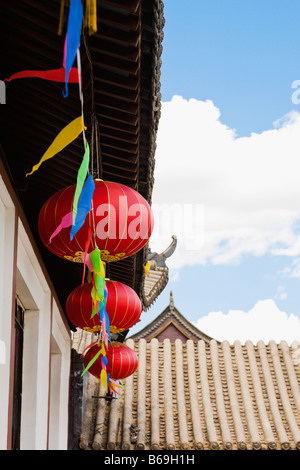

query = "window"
[11, 301, 24, 450]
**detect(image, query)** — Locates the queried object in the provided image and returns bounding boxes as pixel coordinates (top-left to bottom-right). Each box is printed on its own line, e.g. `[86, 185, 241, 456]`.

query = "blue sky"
[160, 0, 300, 136]
[130, 0, 300, 343]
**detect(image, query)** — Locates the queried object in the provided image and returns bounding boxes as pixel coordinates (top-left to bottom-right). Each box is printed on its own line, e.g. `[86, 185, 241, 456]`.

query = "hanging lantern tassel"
[108, 378, 126, 396]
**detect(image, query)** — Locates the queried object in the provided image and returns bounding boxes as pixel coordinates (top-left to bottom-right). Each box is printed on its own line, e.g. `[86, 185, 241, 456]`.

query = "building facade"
[0, 161, 71, 450]
[0, 0, 166, 450]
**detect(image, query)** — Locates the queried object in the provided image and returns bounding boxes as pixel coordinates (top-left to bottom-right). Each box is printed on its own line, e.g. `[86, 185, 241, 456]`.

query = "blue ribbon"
[63, 0, 83, 97]
[70, 173, 95, 240]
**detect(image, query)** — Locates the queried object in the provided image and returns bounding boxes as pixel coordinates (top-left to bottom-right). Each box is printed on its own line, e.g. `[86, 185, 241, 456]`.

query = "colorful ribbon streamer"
[84, 0, 97, 35]
[81, 226, 94, 284]
[89, 247, 106, 315]
[100, 367, 108, 393]
[72, 142, 90, 224]
[144, 261, 151, 277]
[79, 339, 99, 359]
[58, 0, 97, 36]
[49, 211, 73, 244]
[63, 0, 83, 97]
[81, 346, 104, 377]
[26, 115, 85, 177]
[90, 247, 105, 278]
[70, 173, 95, 240]
[4, 68, 79, 83]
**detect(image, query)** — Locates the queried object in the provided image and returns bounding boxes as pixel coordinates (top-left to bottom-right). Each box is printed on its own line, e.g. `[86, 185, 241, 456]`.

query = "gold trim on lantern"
[83, 325, 102, 333]
[109, 325, 125, 334]
[64, 251, 85, 262]
[100, 250, 126, 262]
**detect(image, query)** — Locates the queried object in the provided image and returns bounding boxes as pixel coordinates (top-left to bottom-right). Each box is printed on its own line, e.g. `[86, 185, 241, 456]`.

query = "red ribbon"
[79, 340, 99, 359]
[4, 67, 79, 83]
[82, 226, 94, 285]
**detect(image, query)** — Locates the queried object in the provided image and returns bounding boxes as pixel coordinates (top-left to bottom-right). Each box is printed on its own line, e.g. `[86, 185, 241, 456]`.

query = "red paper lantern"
[38, 180, 154, 263]
[84, 341, 138, 380]
[65, 280, 142, 333]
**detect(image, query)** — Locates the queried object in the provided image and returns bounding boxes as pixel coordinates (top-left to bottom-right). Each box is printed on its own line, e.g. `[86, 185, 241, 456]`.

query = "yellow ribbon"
[58, 0, 68, 35]
[100, 368, 108, 393]
[26, 115, 86, 177]
[58, 0, 97, 36]
[84, 0, 97, 35]
[144, 261, 151, 277]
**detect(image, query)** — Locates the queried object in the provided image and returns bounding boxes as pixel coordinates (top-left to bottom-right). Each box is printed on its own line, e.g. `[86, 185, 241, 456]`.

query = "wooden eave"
[0, 0, 164, 328]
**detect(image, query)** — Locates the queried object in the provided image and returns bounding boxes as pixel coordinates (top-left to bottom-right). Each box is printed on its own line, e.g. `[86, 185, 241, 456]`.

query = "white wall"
[17, 221, 52, 450]
[0, 171, 71, 450]
[48, 302, 71, 450]
[0, 176, 16, 450]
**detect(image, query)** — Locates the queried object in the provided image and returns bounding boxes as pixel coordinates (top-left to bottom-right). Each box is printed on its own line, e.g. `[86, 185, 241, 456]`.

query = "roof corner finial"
[169, 290, 174, 310]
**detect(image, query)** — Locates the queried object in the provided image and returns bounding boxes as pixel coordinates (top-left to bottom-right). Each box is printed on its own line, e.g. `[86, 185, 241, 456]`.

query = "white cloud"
[279, 257, 300, 279]
[170, 269, 180, 282]
[150, 96, 300, 269]
[274, 285, 288, 301]
[194, 299, 300, 344]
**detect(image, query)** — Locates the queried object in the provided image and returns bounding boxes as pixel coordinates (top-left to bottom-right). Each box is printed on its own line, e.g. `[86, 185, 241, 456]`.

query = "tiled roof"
[77, 337, 300, 450]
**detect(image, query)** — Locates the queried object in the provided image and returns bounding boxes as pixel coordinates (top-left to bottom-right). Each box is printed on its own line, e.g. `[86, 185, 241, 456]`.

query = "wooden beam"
[94, 84, 138, 103]
[100, 0, 140, 14]
[93, 23, 139, 47]
[97, 106, 138, 126]
[89, 40, 139, 63]
[100, 127, 138, 144]
[98, 6, 140, 31]
[93, 53, 139, 75]
[98, 116, 138, 135]
[93, 69, 139, 91]
[101, 145, 138, 163]
[100, 135, 138, 154]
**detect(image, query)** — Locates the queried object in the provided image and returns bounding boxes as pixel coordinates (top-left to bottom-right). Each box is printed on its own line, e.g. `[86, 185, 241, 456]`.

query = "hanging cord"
[90, 116, 98, 249]
[90, 114, 95, 177]
[82, 31, 95, 116]
[82, 31, 103, 180]
[76, 48, 87, 150]
[95, 117, 103, 180]
[76, 46, 98, 252]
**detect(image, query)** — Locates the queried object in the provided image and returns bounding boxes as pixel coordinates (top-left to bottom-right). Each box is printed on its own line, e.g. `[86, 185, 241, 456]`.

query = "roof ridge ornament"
[169, 290, 175, 310]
